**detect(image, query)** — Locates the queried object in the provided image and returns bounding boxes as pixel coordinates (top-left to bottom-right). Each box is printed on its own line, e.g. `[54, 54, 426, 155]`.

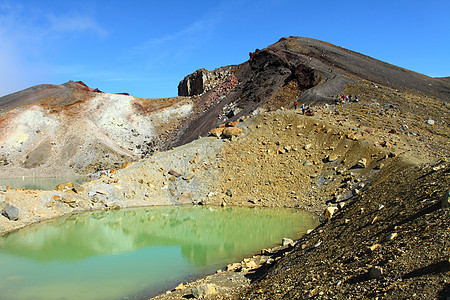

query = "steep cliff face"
[177, 66, 237, 96]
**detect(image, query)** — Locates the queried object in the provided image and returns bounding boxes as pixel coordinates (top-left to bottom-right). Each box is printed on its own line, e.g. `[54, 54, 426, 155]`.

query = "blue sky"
[0, 0, 449, 98]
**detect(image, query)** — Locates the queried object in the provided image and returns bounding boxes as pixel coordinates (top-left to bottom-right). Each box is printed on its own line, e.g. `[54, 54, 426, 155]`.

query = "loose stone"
[282, 238, 294, 247]
[356, 158, 367, 168]
[369, 266, 383, 279]
[2, 205, 19, 221]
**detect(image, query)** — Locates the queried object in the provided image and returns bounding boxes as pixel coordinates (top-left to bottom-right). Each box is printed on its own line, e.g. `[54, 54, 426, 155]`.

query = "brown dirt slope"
[238, 161, 449, 299]
[0, 81, 96, 114]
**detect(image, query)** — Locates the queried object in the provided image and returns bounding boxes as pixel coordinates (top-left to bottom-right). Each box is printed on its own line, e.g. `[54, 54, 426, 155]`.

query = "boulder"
[190, 284, 217, 299]
[369, 266, 383, 279]
[389, 232, 398, 240]
[55, 182, 74, 191]
[2, 205, 19, 221]
[244, 259, 258, 270]
[282, 238, 294, 247]
[168, 169, 182, 177]
[106, 202, 121, 210]
[72, 184, 85, 194]
[324, 206, 339, 219]
[355, 158, 367, 168]
[178, 192, 194, 204]
[210, 127, 224, 138]
[222, 127, 242, 138]
[227, 262, 242, 271]
[325, 153, 340, 163]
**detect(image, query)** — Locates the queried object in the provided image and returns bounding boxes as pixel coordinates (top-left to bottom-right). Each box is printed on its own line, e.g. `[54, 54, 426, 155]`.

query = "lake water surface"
[0, 206, 318, 300]
[0, 176, 90, 190]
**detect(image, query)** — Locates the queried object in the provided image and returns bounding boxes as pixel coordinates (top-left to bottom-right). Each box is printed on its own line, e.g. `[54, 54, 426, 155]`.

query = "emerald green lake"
[0, 176, 89, 191]
[0, 206, 318, 300]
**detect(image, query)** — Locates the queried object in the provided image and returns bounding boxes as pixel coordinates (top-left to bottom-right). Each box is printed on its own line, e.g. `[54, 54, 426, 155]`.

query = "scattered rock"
[355, 158, 367, 168]
[282, 238, 294, 247]
[178, 192, 194, 204]
[389, 232, 398, 240]
[442, 190, 449, 208]
[324, 206, 339, 219]
[381, 141, 392, 147]
[183, 174, 195, 181]
[190, 284, 217, 299]
[368, 244, 381, 252]
[369, 266, 383, 279]
[325, 153, 340, 163]
[96, 189, 107, 195]
[374, 163, 384, 170]
[227, 263, 242, 271]
[388, 129, 397, 134]
[2, 205, 19, 221]
[106, 202, 120, 210]
[210, 127, 224, 138]
[72, 185, 85, 194]
[55, 182, 74, 191]
[244, 259, 258, 270]
[388, 152, 398, 158]
[222, 127, 242, 138]
[168, 169, 182, 177]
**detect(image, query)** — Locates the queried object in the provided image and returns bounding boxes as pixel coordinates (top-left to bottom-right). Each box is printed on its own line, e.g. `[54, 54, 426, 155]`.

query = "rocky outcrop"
[177, 66, 237, 96]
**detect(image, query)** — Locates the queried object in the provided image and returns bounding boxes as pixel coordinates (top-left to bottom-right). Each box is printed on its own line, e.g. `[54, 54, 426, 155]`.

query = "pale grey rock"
[2, 205, 19, 221]
[191, 284, 217, 299]
[356, 158, 367, 168]
[282, 238, 294, 247]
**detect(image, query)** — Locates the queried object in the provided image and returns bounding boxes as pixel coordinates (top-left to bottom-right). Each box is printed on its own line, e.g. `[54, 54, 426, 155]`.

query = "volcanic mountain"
[0, 36, 448, 177]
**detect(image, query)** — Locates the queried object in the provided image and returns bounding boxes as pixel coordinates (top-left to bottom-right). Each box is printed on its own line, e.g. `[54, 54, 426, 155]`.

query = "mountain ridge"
[0, 36, 448, 177]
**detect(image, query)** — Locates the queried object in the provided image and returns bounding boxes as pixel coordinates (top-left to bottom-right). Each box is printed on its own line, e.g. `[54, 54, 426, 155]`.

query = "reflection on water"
[0, 206, 318, 300]
[0, 176, 89, 190]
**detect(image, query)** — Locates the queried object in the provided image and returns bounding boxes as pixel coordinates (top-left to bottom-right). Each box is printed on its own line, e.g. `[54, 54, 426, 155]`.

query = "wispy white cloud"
[138, 19, 210, 50]
[45, 12, 107, 37]
[0, 1, 107, 96]
[130, 1, 230, 60]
